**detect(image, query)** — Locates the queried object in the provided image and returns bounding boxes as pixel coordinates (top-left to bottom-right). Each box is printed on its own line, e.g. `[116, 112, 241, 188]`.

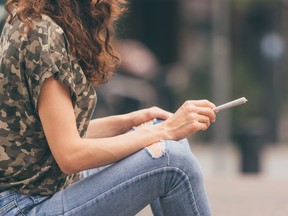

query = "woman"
[0, 0, 216, 215]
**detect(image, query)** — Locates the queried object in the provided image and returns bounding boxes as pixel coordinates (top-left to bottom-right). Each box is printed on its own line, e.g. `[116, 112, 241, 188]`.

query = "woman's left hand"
[127, 106, 173, 127]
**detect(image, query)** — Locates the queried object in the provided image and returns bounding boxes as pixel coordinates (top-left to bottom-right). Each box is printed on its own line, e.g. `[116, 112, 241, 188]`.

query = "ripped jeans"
[0, 122, 212, 216]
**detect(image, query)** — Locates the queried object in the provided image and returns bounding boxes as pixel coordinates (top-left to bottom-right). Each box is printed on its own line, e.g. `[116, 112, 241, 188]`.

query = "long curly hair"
[5, 0, 127, 85]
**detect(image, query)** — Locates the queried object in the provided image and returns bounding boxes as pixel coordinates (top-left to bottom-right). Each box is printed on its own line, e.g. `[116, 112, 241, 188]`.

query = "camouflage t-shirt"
[0, 15, 97, 196]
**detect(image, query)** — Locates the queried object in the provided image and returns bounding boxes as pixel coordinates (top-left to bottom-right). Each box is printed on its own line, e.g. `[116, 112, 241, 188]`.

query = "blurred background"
[1, 0, 288, 215]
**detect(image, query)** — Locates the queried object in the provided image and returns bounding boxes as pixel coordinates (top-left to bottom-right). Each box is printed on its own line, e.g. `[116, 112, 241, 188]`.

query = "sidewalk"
[203, 143, 288, 216]
[206, 175, 288, 216]
[137, 143, 288, 216]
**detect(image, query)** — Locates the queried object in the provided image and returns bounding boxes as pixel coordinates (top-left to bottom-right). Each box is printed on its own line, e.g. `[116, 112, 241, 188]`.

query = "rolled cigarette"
[213, 97, 248, 112]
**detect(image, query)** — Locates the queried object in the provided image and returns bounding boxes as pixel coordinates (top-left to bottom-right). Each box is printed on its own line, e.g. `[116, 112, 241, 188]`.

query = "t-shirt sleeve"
[22, 20, 76, 112]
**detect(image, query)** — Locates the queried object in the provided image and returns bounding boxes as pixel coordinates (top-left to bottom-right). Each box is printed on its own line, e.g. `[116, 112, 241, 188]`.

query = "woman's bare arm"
[38, 77, 216, 174]
[86, 107, 172, 138]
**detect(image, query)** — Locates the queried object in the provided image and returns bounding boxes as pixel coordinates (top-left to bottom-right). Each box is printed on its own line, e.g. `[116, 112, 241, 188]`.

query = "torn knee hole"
[145, 141, 166, 159]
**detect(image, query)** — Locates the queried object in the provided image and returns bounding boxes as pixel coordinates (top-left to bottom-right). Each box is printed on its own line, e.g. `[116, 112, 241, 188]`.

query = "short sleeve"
[22, 17, 76, 112]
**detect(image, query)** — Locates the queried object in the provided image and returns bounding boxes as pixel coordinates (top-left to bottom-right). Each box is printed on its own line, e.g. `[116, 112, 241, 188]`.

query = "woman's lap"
[0, 139, 211, 216]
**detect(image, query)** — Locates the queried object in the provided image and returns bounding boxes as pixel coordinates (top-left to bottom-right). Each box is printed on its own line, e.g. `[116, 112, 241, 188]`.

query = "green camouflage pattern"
[0, 14, 97, 196]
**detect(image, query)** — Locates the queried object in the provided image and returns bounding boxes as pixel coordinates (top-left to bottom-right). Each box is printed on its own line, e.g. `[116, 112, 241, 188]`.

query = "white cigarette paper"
[213, 97, 248, 112]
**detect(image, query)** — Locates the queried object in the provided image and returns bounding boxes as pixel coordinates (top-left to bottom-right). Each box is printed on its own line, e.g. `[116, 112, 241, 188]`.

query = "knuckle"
[148, 106, 156, 112]
[200, 99, 210, 106]
[150, 106, 160, 113]
[189, 113, 198, 120]
[183, 100, 191, 108]
[190, 120, 198, 129]
[203, 99, 210, 104]
[183, 101, 197, 112]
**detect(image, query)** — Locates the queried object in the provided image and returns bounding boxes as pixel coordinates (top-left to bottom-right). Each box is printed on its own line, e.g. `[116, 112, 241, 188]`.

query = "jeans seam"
[164, 140, 201, 215]
[61, 186, 65, 215]
[64, 167, 200, 216]
[13, 194, 26, 216]
[64, 168, 165, 215]
[166, 166, 201, 216]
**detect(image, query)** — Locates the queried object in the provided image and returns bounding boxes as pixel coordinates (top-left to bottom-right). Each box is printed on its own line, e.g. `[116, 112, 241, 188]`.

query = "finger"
[197, 107, 216, 123]
[192, 121, 209, 132]
[182, 102, 214, 123]
[184, 103, 216, 123]
[195, 115, 211, 128]
[186, 112, 211, 130]
[149, 107, 173, 120]
[190, 99, 216, 109]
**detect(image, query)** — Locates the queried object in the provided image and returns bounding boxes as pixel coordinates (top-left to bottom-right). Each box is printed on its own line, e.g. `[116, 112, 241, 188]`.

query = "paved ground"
[206, 175, 288, 216]
[136, 143, 288, 216]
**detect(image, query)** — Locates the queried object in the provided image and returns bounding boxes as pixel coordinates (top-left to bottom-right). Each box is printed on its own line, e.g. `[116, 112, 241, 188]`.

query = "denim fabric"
[0, 138, 212, 215]
[0, 190, 49, 215]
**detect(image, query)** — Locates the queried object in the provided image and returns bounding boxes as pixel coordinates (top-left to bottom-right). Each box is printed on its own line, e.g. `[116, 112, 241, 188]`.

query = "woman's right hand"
[158, 100, 216, 141]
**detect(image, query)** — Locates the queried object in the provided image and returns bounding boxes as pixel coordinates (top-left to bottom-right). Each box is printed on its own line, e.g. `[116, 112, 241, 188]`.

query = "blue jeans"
[0, 139, 212, 215]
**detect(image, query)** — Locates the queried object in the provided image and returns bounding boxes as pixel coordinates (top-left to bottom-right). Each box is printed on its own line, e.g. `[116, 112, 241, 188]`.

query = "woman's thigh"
[35, 139, 210, 216]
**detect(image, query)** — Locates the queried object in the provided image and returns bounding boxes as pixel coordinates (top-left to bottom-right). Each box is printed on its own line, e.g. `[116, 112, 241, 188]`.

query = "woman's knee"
[164, 139, 204, 181]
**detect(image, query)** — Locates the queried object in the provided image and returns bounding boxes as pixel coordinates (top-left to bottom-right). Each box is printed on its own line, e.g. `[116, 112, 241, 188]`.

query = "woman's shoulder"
[34, 14, 64, 35]
[26, 14, 66, 44]
[15, 14, 70, 59]
[6, 14, 65, 48]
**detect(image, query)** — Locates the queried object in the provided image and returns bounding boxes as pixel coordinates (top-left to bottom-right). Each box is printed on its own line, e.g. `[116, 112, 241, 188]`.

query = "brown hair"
[5, 0, 127, 85]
